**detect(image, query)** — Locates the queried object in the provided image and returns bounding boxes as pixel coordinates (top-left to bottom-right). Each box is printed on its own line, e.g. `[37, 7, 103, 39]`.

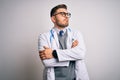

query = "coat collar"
[51, 27, 73, 49]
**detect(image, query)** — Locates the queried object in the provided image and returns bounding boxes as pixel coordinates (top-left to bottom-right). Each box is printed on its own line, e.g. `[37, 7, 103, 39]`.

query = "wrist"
[52, 50, 58, 58]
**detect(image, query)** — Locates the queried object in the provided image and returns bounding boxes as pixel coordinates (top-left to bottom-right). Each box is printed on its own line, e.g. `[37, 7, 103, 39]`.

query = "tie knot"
[59, 30, 64, 37]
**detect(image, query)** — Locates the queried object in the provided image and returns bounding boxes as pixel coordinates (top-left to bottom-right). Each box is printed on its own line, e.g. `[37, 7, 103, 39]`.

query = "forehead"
[56, 8, 68, 13]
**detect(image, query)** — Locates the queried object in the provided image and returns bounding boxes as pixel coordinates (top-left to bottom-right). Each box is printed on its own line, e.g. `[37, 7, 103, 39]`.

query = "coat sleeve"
[56, 31, 86, 62]
[38, 33, 69, 67]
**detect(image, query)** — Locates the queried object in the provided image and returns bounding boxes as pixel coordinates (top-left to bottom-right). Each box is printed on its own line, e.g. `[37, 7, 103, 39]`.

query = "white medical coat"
[38, 27, 89, 80]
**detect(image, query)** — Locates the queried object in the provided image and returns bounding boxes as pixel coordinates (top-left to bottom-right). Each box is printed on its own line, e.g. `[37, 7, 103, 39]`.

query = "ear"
[51, 16, 56, 23]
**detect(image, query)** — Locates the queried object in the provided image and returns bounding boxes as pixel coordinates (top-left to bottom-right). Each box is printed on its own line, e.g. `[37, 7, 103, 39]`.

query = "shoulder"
[38, 31, 51, 39]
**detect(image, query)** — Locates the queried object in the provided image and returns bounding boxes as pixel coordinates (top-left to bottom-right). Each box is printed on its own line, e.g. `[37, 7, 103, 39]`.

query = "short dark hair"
[50, 4, 67, 17]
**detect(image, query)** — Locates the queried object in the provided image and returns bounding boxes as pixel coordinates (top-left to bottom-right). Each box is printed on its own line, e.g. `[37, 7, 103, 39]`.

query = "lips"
[64, 19, 68, 22]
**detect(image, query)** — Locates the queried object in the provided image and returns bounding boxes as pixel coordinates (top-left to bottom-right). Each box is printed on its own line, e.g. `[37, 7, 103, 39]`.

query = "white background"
[0, 0, 120, 80]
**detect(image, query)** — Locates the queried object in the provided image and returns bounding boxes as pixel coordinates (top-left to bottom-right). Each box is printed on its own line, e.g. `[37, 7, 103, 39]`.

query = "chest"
[49, 32, 75, 50]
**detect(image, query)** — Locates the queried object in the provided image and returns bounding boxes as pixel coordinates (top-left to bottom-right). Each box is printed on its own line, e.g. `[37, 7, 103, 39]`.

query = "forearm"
[42, 58, 69, 67]
[56, 46, 86, 62]
[55, 31, 87, 62]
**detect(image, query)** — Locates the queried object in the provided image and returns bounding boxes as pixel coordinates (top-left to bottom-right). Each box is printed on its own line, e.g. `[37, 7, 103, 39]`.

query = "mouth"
[64, 19, 69, 22]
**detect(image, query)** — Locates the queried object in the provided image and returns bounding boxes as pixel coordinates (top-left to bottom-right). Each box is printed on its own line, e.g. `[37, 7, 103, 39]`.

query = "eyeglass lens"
[54, 12, 71, 17]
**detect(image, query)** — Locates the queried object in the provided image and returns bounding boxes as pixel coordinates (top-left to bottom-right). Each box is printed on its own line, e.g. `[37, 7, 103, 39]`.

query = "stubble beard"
[56, 21, 69, 28]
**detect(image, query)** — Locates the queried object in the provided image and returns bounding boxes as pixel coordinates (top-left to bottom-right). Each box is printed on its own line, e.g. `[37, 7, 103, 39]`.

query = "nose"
[66, 13, 71, 18]
[65, 16, 69, 20]
[66, 15, 69, 18]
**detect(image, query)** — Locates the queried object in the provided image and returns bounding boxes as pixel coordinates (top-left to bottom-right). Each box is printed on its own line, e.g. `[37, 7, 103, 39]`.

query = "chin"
[57, 23, 69, 28]
[61, 25, 68, 28]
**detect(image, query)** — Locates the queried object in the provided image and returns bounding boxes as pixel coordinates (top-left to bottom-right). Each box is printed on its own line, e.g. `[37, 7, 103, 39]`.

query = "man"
[38, 4, 89, 80]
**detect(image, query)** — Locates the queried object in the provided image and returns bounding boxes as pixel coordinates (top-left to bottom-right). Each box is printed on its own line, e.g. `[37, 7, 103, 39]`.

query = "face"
[51, 8, 70, 29]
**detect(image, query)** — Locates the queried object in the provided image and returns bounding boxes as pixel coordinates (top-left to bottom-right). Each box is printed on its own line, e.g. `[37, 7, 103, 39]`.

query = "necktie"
[59, 30, 64, 37]
[58, 30, 66, 49]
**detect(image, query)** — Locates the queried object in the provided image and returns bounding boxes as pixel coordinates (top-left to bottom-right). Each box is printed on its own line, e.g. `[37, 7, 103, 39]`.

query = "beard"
[56, 19, 69, 28]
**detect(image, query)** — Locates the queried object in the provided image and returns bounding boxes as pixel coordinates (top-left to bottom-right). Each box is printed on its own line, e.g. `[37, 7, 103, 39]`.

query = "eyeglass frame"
[53, 12, 71, 18]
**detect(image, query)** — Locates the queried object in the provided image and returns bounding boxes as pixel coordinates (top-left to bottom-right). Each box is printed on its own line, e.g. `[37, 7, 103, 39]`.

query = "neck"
[54, 25, 67, 30]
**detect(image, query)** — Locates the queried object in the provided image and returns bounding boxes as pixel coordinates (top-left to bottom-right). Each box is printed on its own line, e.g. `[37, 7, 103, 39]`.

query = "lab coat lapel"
[66, 28, 73, 49]
[52, 29, 59, 49]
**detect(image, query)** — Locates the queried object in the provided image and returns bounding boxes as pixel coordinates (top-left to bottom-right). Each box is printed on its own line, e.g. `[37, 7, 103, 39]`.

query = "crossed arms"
[38, 32, 86, 67]
[39, 40, 78, 60]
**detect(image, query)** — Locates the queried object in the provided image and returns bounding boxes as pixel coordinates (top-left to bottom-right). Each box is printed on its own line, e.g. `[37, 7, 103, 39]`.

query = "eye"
[61, 12, 67, 16]
[53, 12, 71, 18]
[60, 12, 66, 15]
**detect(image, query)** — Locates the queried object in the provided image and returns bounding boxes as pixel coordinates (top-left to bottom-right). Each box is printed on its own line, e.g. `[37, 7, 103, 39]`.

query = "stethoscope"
[49, 27, 73, 43]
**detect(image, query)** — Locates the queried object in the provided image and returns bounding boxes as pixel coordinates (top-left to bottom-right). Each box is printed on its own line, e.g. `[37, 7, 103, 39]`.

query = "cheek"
[56, 16, 64, 21]
[58, 18, 65, 23]
[56, 18, 62, 23]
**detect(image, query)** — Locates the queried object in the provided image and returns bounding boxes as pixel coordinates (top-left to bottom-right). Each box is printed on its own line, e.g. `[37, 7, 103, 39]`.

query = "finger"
[39, 53, 44, 59]
[71, 40, 78, 48]
[40, 54, 46, 59]
[72, 41, 77, 45]
[74, 40, 78, 44]
[76, 40, 78, 43]
[74, 40, 78, 43]
[40, 56, 46, 60]
[40, 54, 45, 58]
[39, 50, 43, 53]
[71, 44, 75, 48]
[39, 52, 45, 56]
[39, 52, 43, 56]
[43, 46, 49, 49]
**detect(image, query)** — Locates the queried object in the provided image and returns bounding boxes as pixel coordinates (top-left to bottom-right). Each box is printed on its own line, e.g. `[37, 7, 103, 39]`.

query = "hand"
[39, 46, 53, 60]
[71, 40, 79, 48]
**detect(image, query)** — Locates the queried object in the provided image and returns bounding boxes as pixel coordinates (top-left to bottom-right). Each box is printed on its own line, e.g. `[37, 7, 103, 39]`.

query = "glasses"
[53, 12, 71, 18]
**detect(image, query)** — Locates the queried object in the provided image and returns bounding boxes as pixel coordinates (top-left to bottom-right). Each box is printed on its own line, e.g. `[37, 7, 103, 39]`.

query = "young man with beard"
[38, 4, 89, 80]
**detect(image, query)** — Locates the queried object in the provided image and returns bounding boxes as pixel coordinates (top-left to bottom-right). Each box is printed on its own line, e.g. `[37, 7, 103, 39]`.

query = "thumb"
[43, 46, 49, 49]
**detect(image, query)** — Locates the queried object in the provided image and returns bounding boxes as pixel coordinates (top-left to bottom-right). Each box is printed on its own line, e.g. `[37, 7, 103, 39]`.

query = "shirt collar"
[53, 26, 67, 35]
